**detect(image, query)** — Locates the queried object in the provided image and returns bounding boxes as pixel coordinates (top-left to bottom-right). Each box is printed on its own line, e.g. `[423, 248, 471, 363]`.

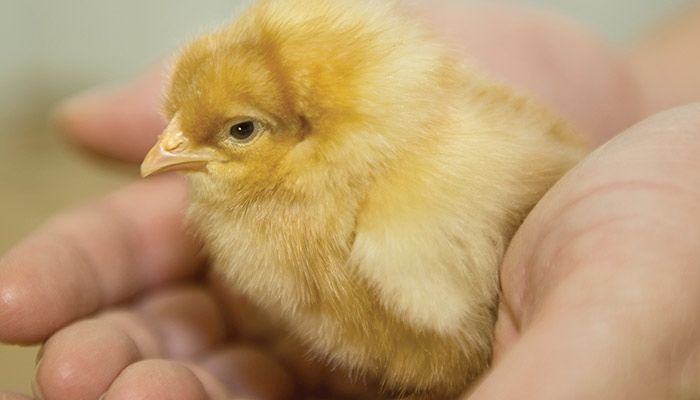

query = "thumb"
[55, 63, 169, 163]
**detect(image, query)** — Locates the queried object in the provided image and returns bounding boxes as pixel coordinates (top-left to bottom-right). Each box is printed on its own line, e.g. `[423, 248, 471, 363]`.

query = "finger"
[35, 286, 227, 400]
[136, 285, 228, 360]
[103, 360, 232, 400]
[416, 2, 640, 144]
[55, 64, 169, 163]
[629, 4, 700, 116]
[35, 317, 151, 400]
[200, 345, 296, 400]
[0, 175, 201, 344]
[186, 363, 238, 400]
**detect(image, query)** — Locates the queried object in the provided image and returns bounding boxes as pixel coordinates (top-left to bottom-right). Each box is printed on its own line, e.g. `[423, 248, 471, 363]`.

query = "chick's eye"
[229, 121, 258, 142]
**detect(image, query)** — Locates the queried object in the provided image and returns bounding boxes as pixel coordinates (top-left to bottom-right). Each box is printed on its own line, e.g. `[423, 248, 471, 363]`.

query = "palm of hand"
[1, 3, 699, 400]
[482, 111, 700, 399]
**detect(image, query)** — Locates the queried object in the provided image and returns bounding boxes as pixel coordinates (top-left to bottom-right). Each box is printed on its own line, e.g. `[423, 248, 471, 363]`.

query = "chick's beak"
[141, 123, 222, 178]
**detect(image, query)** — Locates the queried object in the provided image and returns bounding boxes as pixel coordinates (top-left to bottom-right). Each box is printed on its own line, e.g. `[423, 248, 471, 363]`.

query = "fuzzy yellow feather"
[141, 0, 588, 397]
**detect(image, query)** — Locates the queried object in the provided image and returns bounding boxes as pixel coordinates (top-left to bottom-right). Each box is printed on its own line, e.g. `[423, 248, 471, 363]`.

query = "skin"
[1, 3, 699, 399]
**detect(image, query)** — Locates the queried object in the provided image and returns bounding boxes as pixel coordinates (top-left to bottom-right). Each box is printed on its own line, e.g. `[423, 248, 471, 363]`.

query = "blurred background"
[0, 0, 691, 395]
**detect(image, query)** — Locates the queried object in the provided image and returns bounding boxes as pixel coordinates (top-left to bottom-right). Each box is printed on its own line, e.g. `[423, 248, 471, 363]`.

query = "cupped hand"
[475, 105, 700, 399]
[0, 158, 368, 398]
[1, 3, 699, 400]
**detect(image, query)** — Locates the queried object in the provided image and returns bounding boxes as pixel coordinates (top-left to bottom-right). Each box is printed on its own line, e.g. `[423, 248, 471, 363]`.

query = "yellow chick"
[141, 0, 587, 397]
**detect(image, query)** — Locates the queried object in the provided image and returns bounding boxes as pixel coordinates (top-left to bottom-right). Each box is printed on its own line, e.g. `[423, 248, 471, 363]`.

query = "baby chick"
[141, 0, 588, 397]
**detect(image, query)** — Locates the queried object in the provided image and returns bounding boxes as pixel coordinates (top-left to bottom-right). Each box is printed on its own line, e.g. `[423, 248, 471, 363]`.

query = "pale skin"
[1, 3, 699, 399]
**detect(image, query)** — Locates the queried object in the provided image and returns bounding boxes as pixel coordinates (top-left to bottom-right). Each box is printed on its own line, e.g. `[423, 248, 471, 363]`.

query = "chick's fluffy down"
[161, 0, 588, 397]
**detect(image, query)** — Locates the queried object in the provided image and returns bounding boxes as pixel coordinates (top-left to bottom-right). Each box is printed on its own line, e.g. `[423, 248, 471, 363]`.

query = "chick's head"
[146, 44, 306, 204]
[142, 0, 442, 206]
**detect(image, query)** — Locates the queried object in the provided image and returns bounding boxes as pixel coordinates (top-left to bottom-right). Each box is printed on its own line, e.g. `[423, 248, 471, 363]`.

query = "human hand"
[0, 112, 375, 399]
[1, 3, 699, 399]
[457, 3, 700, 398]
[471, 105, 700, 399]
[0, 85, 376, 400]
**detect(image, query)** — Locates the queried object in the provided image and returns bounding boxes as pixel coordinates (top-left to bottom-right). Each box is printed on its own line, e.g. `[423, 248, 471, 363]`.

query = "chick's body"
[146, 0, 588, 396]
